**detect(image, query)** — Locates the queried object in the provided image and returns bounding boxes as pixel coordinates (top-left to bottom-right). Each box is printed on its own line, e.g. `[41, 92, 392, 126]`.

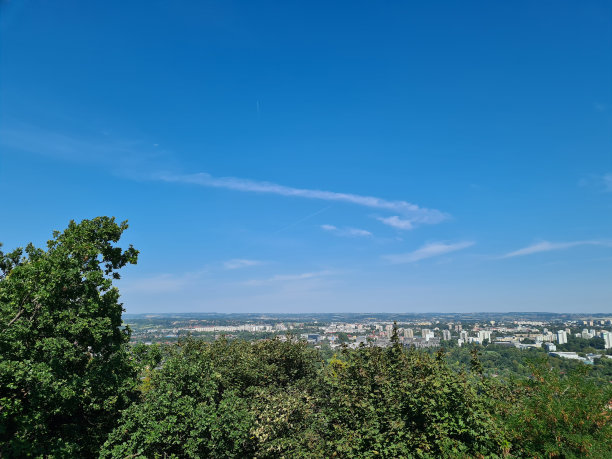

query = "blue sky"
[1, 0, 611, 313]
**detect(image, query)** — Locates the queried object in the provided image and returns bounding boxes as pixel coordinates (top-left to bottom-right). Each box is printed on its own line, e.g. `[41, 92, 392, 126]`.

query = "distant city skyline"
[1, 1, 611, 312]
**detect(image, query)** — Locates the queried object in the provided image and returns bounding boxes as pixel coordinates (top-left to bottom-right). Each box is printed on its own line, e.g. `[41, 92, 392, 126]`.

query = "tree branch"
[2, 294, 32, 332]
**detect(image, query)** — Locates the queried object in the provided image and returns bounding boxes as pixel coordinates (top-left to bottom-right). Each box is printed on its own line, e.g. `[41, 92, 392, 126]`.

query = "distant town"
[125, 312, 612, 364]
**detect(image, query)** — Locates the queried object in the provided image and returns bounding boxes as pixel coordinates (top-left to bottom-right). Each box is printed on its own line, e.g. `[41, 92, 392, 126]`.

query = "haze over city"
[1, 1, 611, 312]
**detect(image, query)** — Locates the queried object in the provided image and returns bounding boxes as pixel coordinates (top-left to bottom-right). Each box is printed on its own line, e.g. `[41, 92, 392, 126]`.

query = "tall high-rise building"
[603, 331, 612, 350]
[581, 329, 593, 339]
[422, 329, 434, 341]
[404, 328, 414, 339]
[478, 330, 492, 342]
[557, 330, 567, 345]
[442, 329, 451, 341]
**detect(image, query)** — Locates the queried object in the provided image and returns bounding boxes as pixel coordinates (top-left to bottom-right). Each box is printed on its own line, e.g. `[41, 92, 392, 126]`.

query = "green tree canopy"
[0, 217, 138, 456]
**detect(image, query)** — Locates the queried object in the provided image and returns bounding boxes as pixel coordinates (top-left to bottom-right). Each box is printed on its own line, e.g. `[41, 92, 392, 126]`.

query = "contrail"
[274, 205, 333, 234]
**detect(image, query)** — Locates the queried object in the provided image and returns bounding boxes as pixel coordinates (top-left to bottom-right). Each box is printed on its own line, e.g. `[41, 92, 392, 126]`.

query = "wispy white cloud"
[121, 258, 263, 294]
[223, 259, 262, 270]
[120, 272, 203, 294]
[321, 224, 372, 237]
[3, 125, 448, 228]
[244, 270, 334, 286]
[579, 173, 612, 193]
[594, 102, 608, 112]
[159, 172, 448, 225]
[0, 124, 170, 178]
[383, 241, 475, 264]
[376, 216, 414, 230]
[604, 173, 612, 192]
[502, 240, 612, 258]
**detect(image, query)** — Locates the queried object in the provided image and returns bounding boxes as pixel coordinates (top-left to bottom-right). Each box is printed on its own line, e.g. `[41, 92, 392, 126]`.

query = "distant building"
[557, 330, 567, 345]
[404, 337, 440, 349]
[581, 329, 593, 340]
[515, 342, 542, 350]
[421, 329, 435, 341]
[549, 351, 587, 362]
[375, 338, 391, 348]
[404, 328, 414, 339]
[477, 330, 492, 342]
[544, 342, 556, 352]
[542, 332, 554, 342]
[603, 331, 612, 349]
[442, 329, 451, 341]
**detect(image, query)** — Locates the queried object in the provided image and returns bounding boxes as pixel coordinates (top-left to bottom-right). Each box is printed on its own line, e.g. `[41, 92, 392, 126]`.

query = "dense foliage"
[498, 362, 612, 457]
[441, 344, 612, 384]
[1, 218, 611, 458]
[0, 217, 138, 457]
[101, 338, 510, 458]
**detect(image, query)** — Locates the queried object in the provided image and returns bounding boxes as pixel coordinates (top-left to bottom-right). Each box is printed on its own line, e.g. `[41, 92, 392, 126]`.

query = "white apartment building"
[603, 331, 612, 350]
[557, 330, 567, 345]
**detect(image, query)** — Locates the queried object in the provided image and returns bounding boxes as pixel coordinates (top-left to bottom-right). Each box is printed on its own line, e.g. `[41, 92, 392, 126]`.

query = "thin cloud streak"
[0, 124, 173, 179]
[120, 270, 207, 294]
[3, 126, 448, 226]
[321, 224, 372, 237]
[604, 173, 612, 192]
[502, 240, 612, 258]
[377, 216, 414, 230]
[223, 259, 262, 270]
[383, 241, 475, 264]
[244, 270, 334, 286]
[578, 172, 612, 193]
[159, 172, 449, 224]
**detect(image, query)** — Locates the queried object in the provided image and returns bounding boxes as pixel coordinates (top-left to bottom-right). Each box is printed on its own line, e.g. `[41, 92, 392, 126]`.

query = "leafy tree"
[102, 337, 323, 458]
[495, 360, 612, 458]
[317, 345, 508, 457]
[101, 339, 254, 458]
[336, 332, 350, 343]
[557, 335, 607, 354]
[0, 217, 138, 457]
[132, 342, 164, 372]
[469, 346, 483, 375]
